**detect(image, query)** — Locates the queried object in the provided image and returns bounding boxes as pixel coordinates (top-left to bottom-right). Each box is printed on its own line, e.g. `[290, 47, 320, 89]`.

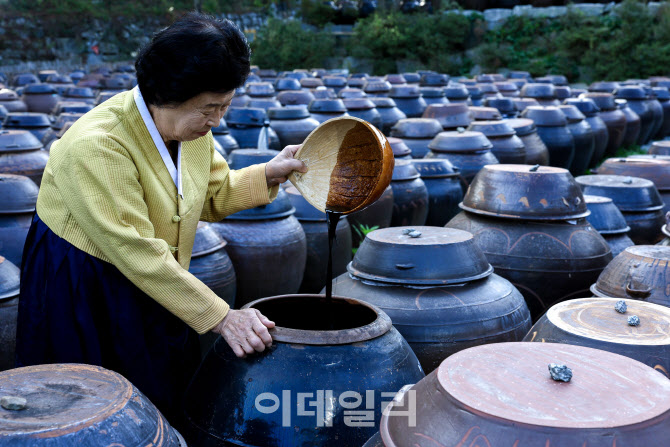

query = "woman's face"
[159, 90, 235, 142]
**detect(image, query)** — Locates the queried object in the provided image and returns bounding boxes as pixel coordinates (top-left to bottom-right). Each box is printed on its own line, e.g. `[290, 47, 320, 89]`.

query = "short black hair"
[135, 12, 250, 106]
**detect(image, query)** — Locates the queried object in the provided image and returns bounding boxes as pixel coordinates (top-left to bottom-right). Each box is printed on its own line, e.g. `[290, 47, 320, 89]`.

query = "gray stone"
[512, 5, 534, 16]
[402, 228, 416, 235]
[628, 315, 640, 326]
[521, 6, 568, 18]
[484, 9, 512, 29]
[408, 230, 422, 238]
[548, 363, 573, 382]
[1, 396, 27, 411]
[569, 3, 606, 16]
[615, 300, 627, 313]
[648, 2, 662, 16]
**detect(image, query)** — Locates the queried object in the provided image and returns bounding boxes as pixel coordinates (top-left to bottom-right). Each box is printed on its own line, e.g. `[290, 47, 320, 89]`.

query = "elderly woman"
[15, 12, 306, 425]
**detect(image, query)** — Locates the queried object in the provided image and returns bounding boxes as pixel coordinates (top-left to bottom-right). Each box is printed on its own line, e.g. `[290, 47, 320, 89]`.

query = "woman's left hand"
[265, 145, 308, 187]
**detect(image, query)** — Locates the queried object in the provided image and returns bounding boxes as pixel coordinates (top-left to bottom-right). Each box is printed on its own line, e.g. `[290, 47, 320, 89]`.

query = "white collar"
[133, 86, 183, 198]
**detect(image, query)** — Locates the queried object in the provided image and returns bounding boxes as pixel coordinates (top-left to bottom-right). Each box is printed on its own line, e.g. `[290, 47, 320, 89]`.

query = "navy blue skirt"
[16, 214, 201, 427]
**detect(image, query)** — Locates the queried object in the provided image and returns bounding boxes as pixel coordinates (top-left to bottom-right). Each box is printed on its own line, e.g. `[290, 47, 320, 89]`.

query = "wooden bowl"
[288, 116, 394, 214]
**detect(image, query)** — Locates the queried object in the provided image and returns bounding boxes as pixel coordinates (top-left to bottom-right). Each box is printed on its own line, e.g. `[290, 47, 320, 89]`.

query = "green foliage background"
[251, 0, 670, 83]
[4, 0, 670, 82]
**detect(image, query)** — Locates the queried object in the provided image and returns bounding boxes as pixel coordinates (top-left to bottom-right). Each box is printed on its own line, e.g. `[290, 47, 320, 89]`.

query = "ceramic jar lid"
[428, 130, 493, 153]
[390, 118, 443, 138]
[521, 106, 568, 126]
[564, 97, 600, 117]
[412, 158, 459, 178]
[268, 106, 311, 120]
[583, 194, 630, 234]
[576, 174, 664, 212]
[0, 174, 38, 214]
[462, 164, 589, 220]
[348, 226, 493, 285]
[4, 113, 51, 128]
[225, 107, 268, 127]
[192, 222, 227, 257]
[0, 129, 43, 152]
[309, 99, 347, 113]
[392, 159, 420, 181]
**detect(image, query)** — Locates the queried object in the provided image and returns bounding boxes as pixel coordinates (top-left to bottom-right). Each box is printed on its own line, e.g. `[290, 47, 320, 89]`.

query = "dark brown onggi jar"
[388, 136, 412, 160]
[616, 85, 653, 145]
[367, 342, 670, 446]
[506, 118, 549, 165]
[521, 106, 575, 169]
[513, 97, 539, 113]
[597, 157, 670, 215]
[419, 87, 448, 106]
[558, 104, 595, 176]
[422, 103, 472, 131]
[581, 92, 626, 157]
[389, 85, 427, 118]
[484, 97, 517, 119]
[185, 294, 425, 447]
[363, 79, 392, 97]
[0, 255, 20, 371]
[307, 98, 349, 124]
[584, 194, 634, 258]
[589, 81, 620, 93]
[495, 81, 520, 97]
[20, 84, 60, 114]
[390, 118, 443, 158]
[276, 89, 315, 106]
[565, 97, 609, 168]
[447, 165, 612, 319]
[0, 130, 49, 186]
[576, 174, 665, 245]
[525, 297, 670, 378]
[443, 83, 470, 104]
[652, 86, 670, 140]
[412, 158, 464, 226]
[0, 89, 27, 113]
[343, 97, 382, 130]
[650, 140, 670, 156]
[331, 227, 530, 373]
[0, 363, 185, 445]
[425, 129, 498, 182]
[370, 97, 406, 135]
[389, 159, 428, 227]
[468, 106, 502, 121]
[520, 83, 560, 106]
[616, 98, 642, 147]
[0, 174, 38, 267]
[347, 185, 394, 247]
[267, 106, 319, 147]
[3, 112, 52, 141]
[467, 120, 526, 164]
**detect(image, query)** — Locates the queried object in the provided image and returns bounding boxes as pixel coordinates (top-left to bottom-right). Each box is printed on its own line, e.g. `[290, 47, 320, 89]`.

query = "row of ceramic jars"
[365, 327, 670, 446]
[210, 149, 307, 308]
[329, 225, 531, 373]
[597, 156, 670, 215]
[446, 164, 613, 321]
[576, 174, 664, 245]
[388, 158, 465, 228]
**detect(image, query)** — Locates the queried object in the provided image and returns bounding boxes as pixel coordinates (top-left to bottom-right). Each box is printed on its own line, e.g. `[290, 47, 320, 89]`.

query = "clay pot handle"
[625, 280, 652, 299]
[395, 264, 415, 270]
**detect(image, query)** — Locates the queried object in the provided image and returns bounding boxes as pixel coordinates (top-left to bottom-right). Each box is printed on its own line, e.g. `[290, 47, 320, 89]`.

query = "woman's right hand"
[212, 308, 275, 358]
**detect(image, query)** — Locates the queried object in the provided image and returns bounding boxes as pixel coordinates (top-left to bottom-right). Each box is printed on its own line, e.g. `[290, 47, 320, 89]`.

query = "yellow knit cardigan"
[37, 90, 277, 334]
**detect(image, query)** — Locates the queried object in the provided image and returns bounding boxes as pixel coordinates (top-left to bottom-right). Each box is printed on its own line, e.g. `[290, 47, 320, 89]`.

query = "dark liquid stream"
[325, 210, 342, 330]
